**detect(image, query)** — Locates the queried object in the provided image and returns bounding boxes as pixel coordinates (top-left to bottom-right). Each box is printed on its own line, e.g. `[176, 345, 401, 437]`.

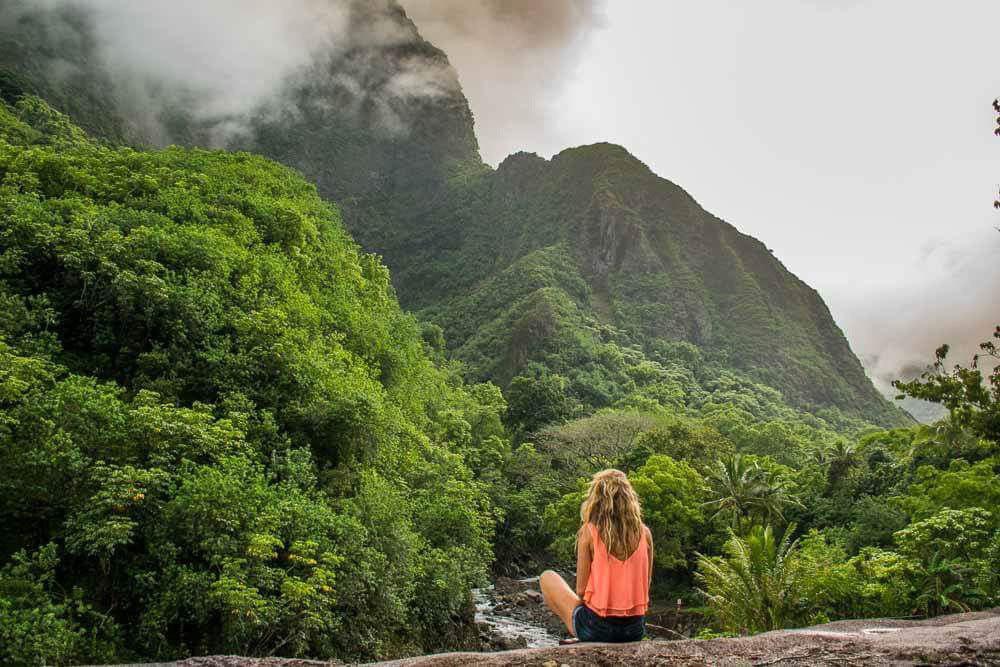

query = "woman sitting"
[540, 469, 653, 642]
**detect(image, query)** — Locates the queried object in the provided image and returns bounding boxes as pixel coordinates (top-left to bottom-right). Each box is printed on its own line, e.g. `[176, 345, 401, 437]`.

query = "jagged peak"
[552, 142, 649, 170]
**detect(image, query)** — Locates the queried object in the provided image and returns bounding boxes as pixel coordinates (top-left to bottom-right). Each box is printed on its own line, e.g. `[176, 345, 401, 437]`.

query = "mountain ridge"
[0, 0, 909, 427]
[393, 140, 907, 425]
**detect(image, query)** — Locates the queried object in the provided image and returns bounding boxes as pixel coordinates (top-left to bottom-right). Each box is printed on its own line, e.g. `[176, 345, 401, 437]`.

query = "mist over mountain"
[1, 0, 473, 148]
[0, 0, 916, 422]
[0, 0, 910, 427]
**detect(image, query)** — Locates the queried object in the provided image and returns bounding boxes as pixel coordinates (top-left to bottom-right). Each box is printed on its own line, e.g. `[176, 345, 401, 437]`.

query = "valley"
[0, 2, 996, 665]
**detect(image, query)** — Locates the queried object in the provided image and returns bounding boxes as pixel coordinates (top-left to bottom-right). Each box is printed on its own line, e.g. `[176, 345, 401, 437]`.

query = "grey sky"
[411, 0, 1000, 390]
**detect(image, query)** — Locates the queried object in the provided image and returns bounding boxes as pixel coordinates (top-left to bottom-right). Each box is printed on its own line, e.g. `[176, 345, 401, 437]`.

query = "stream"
[470, 575, 704, 651]
[472, 577, 560, 650]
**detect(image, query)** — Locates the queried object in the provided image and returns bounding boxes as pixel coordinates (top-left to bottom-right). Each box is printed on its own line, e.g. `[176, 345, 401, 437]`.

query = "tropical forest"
[0, 1, 997, 664]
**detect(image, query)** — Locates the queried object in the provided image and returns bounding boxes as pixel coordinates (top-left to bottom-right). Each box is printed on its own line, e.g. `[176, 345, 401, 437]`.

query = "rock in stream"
[473, 576, 562, 651]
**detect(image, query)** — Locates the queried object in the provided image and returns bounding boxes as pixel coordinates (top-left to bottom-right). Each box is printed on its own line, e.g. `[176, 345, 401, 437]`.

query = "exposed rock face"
[371, 609, 1000, 666]
[135, 610, 1000, 666]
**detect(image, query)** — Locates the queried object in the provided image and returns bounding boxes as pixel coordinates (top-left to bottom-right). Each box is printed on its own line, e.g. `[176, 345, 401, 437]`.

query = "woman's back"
[539, 468, 652, 643]
[583, 522, 650, 617]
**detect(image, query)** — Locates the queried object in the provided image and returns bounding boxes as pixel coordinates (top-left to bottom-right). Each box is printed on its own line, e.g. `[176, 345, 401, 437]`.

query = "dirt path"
[369, 609, 1000, 666]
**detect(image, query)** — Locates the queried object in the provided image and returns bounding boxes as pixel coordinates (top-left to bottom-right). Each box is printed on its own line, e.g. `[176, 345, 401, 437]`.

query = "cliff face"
[240, 4, 486, 246]
[0, 0, 909, 426]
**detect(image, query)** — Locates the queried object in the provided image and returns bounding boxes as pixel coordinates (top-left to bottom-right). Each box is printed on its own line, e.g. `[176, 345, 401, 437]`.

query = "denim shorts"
[572, 604, 645, 642]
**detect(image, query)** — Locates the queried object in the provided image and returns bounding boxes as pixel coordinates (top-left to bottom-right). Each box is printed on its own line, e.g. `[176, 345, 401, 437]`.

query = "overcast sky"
[411, 0, 1000, 390]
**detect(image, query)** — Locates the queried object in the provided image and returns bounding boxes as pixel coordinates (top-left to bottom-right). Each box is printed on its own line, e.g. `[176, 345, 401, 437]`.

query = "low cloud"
[2, 0, 602, 155]
[404, 0, 604, 164]
[2, 0, 465, 146]
[829, 228, 1000, 403]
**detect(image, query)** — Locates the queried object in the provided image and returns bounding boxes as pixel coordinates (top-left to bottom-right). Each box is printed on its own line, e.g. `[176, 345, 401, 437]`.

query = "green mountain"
[0, 0, 908, 428]
[383, 145, 906, 426]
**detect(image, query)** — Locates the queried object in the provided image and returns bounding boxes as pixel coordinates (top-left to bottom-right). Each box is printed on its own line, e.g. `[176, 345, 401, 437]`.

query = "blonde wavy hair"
[580, 469, 644, 561]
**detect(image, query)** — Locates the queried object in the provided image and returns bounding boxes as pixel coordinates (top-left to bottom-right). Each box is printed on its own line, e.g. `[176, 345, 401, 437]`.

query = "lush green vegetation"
[532, 329, 1000, 635]
[0, 0, 909, 428]
[0, 8, 994, 661]
[0, 98, 502, 663]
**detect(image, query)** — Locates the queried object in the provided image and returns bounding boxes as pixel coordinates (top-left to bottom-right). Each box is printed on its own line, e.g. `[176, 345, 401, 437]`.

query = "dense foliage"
[0, 98, 501, 663]
[0, 8, 993, 660]
[528, 328, 1000, 635]
[0, 0, 908, 428]
[6, 97, 988, 666]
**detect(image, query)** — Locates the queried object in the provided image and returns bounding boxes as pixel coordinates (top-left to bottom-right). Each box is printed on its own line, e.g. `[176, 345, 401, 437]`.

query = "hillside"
[0, 96, 501, 662]
[394, 145, 906, 426]
[0, 0, 908, 428]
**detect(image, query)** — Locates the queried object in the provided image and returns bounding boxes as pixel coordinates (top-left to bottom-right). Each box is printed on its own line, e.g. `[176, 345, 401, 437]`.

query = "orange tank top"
[583, 523, 649, 617]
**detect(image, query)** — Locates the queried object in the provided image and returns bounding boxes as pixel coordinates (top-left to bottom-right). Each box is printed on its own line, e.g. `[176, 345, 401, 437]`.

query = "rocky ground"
[477, 575, 704, 648]
[375, 608, 1000, 666]
[146, 606, 1000, 666]
[170, 609, 1000, 667]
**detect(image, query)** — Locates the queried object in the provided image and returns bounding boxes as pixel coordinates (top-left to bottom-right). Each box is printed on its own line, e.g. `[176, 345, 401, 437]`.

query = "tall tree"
[893, 328, 1000, 444]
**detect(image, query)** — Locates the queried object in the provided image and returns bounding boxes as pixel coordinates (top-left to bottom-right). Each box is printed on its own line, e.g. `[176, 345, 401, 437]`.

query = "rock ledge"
[164, 609, 1000, 667]
[371, 609, 1000, 666]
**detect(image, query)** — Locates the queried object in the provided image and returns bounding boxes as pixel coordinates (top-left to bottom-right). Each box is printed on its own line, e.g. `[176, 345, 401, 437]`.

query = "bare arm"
[645, 526, 654, 602]
[576, 524, 592, 598]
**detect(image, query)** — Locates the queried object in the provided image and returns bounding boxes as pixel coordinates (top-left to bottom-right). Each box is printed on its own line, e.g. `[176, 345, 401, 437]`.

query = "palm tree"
[695, 524, 802, 633]
[911, 551, 984, 617]
[824, 440, 859, 487]
[704, 454, 800, 530]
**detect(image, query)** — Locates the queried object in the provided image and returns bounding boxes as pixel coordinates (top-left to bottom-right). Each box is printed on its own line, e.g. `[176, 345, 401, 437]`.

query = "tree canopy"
[0, 97, 497, 663]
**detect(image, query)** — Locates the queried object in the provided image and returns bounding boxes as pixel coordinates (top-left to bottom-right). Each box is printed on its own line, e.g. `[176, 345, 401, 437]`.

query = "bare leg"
[540, 570, 582, 636]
